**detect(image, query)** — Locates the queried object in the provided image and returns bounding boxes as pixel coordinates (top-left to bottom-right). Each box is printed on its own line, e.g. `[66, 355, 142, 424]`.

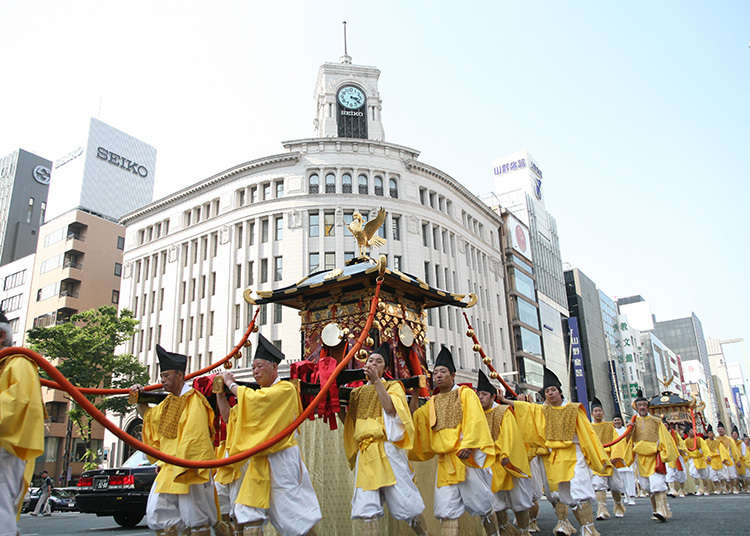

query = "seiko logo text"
[340, 110, 364, 117]
[96, 147, 149, 177]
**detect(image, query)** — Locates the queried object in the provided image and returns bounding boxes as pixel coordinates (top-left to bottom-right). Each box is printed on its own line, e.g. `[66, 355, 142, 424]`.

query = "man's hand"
[364, 362, 380, 384]
[611, 458, 624, 467]
[222, 371, 236, 385]
[457, 449, 471, 460]
[129, 383, 143, 395]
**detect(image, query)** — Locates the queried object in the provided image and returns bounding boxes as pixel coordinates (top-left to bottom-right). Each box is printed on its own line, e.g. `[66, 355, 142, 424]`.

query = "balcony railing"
[59, 289, 80, 298]
[66, 232, 84, 241]
[63, 258, 83, 269]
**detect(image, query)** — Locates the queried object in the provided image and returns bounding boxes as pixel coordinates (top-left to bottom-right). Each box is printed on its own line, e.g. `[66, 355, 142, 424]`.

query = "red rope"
[2, 280, 382, 468]
[603, 414, 636, 447]
[39, 308, 260, 395]
[461, 312, 517, 398]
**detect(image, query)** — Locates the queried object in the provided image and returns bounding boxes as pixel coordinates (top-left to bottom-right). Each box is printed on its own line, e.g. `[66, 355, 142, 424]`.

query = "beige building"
[26, 208, 125, 482]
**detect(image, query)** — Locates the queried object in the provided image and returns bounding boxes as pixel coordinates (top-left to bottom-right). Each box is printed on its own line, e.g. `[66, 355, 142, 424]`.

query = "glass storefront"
[515, 297, 539, 329]
[523, 358, 544, 387]
[515, 326, 542, 358]
[511, 267, 535, 301]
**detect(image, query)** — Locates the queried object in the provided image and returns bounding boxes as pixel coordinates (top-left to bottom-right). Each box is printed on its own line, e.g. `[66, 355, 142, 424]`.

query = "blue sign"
[567, 317, 590, 416]
[493, 158, 526, 176]
[732, 386, 744, 417]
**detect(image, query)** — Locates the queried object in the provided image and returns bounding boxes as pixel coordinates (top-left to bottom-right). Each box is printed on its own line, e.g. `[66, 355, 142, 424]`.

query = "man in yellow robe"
[704, 425, 731, 493]
[500, 367, 607, 536]
[131, 345, 218, 536]
[742, 435, 750, 491]
[0, 310, 45, 535]
[731, 426, 745, 484]
[664, 423, 687, 498]
[683, 426, 711, 495]
[612, 415, 636, 505]
[627, 392, 678, 522]
[219, 334, 321, 536]
[409, 346, 496, 536]
[342, 343, 428, 535]
[475, 369, 533, 536]
[717, 421, 743, 494]
[588, 398, 628, 520]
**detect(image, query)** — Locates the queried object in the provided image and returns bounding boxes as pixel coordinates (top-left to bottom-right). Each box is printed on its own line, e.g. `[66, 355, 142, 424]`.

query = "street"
[17, 494, 750, 535]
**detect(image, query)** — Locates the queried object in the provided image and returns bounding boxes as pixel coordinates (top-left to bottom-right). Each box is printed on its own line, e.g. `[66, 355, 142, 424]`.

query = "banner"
[608, 360, 623, 417]
[567, 317, 589, 416]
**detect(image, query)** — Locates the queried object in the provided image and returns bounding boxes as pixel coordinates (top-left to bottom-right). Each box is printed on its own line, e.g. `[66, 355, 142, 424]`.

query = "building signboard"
[507, 213, 533, 261]
[567, 317, 589, 415]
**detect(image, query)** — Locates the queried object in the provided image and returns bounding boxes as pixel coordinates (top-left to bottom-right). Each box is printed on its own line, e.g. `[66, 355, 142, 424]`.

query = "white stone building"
[116, 56, 512, 396]
[0, 253, 35, 343]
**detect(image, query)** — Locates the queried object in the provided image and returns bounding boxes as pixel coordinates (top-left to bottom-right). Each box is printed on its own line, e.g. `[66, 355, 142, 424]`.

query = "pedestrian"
[217, 334, 321, 536]
[31, 470, 52, 517]
[341, 343, 428, 535]
[410, 346, 496, 536]
[130, 345, 219, 536]
[0, 308, 46, 534]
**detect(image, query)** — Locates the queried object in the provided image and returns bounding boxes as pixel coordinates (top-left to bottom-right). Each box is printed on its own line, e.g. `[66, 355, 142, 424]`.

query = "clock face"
[338, 86, 365, 109]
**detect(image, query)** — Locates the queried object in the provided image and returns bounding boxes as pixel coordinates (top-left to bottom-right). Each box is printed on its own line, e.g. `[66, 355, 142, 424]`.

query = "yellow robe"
[226, 380, 302, 509]
[343, 381, 414, 491]
[684, 437, 710, 470]
[666, 432, 685, 470]
[142, 388, 215, 494]
[718, 435, 742, 468]
[736, 439, 747, 475]
[0, 354, 45, 517]
[704, 438, 731, 470]
[512, 401, 608, 491]
[628, 415, 677, 477]
[409, 385, 494, 487]
[591, 421, 632, 476]
[484, 404, 530, 492]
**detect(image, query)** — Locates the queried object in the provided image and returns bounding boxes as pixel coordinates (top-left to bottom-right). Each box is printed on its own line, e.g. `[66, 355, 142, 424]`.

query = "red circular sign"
[514, 225, 527, 253]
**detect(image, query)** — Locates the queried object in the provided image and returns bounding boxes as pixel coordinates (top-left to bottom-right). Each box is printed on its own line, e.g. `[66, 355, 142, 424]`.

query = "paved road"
[17, 494, 750, 535]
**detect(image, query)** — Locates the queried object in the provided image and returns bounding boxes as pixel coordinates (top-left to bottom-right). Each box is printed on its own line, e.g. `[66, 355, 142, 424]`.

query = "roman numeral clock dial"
[336, 85, 368, 139]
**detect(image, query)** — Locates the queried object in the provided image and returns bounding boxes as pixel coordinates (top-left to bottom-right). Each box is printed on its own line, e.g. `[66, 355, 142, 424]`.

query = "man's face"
[253, 359, 278, 387]
[732, 430, 739, 440]
[544, 386, 562, 406]
[687, 428, 695, 438]
[718, 425, 726, 436]
[635, 400, 649, 416]
[0, 329, 7, 347]
[744, 437, 750, 446]
[613, 416, 623, 428]
[478, 390, 494, 410]
[433, 366, 454, 391]
[592, 407, 604, 422]
[708, 431, 715, 439]
[160, 369, 185, 395]
[365, 353, 386, 378]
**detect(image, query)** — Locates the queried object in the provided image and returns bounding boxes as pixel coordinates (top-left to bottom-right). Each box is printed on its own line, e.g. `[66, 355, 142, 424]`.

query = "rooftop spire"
[340, 21, 352, 64]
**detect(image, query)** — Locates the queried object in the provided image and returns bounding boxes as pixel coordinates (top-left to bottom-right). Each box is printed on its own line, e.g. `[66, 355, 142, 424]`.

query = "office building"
[0, 149, 51, 266]
[0, 254, 35, 342]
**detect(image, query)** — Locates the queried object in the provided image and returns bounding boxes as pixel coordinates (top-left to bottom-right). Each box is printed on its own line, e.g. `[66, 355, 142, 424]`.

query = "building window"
[374, 176, 383, 196]
[323, 212, 335, 236]
[358, 174, 368, 194]
[246, 221, 255, 246]
[260, 259, 268, 283]
[308, 174, 319, 194]
[389, 178, 398, 198]
[274, 216, 283, 241]
[272, 340, 282, 353]
[3, 270, 25, 290]
[26, 197, 34, 224]
[247, 261, 254, 285]
[117, 236, 125, 250]
[234, 224, 243, 247]
[250, 186, 258, 203]
[114, 262, 122, 277]
[236, 264, 242, 289]
[392, 215, 401, 241]
[275, 180, 284, 198]
[309, 212, 319, 237]
[343, 211, 353, 236]
[263, 182, 271, 200]
[273, 303, 282, 324]
[419, 187, 427, 205]
[309, 253, 319, 273]
[421, 223, 429, 247]
[259, 304, 267, 325]
[324, 252, 335, 270]
[344, 251, 354, 262]
[424, 261, 431, 284]
[261, 218, 269, 243]
[393, 255, 402, 271]
[274, 257, 283, 281]
[342, 173, 352, 193]
[325, 173, 336, 194]
[39, 201, 46, 224]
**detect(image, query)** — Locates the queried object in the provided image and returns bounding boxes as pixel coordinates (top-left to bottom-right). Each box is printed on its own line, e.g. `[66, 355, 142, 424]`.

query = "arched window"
[325, 173, 336, 194]
[374, 176, 383, 196]
[358, 174, 368, 194]
[389, 177, 398, 198]
[342, 173, 352, 193]
[309, 174, 319, 194]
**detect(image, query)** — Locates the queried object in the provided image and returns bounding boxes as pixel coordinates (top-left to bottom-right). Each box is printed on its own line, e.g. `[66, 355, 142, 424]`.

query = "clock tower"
[313, 55, 385, 141]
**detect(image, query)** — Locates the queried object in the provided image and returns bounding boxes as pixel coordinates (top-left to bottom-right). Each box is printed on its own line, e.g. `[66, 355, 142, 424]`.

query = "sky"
[2, 1, 749, 361]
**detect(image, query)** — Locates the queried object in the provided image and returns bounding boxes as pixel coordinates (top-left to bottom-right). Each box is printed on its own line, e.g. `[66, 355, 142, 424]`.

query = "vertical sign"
[567, 317, 589, 416]
[608, 360, 623, 417]
[732, 387, 744, 417]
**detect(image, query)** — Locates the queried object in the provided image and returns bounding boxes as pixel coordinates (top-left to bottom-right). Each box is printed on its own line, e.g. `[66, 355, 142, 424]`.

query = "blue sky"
[1, 1, 748, 361]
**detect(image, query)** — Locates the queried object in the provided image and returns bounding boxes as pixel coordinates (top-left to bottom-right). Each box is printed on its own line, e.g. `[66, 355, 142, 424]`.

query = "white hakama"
[433, 450, 494, 520]
[146, 479, 217, 531]
[0, 448, 26, 536]
[540, 443, 596, 507]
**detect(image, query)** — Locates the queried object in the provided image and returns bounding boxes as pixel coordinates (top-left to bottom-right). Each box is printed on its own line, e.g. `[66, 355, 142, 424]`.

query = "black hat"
[590, 397, 602, 410]
[434, 346, 455, 374]
[717, 421, 726, 429]
[634, 388, 648, 404]
[372, 341, 392, 366]
[0, 310, 8, 324]
[706, 424, 713, 433]
[156, 345, 187, 373]
[477, 369, 496, 395]
[732, 425, 740, 435]
[542, 367, 561, 391]
[254, 334, 284, 364]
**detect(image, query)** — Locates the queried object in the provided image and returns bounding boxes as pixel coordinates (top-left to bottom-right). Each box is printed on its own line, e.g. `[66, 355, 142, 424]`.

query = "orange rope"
[3, 280, 382, 468]
[39, 308, 260, 395]
[461, 312, 517, 397]
[603, 414, 636, 447]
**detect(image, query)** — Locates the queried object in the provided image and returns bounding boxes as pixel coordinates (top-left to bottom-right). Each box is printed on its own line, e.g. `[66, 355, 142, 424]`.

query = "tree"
[27, 306, 149, 470]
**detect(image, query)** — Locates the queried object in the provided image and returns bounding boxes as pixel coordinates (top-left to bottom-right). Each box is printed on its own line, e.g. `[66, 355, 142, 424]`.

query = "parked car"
[75, 451, 156, 528]
[22, 487, 77, 513]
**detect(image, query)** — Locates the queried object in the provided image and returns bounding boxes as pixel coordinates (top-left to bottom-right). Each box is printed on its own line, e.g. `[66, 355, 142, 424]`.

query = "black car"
[75, 451, 156, 528]
[23, 487, 77, 513]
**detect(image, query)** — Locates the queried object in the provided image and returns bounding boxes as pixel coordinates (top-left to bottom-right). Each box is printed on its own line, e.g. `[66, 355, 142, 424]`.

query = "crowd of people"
[2, 307, 749, 536]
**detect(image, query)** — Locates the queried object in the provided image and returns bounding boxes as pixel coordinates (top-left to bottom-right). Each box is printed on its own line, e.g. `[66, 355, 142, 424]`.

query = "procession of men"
[3, 324, 750, 535]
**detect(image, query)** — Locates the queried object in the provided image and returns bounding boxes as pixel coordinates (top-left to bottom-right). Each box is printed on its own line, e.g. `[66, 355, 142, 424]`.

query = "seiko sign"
[340, 110, 364, 117]
[96, 147, 149, 177]
[32, 165, 51, 185]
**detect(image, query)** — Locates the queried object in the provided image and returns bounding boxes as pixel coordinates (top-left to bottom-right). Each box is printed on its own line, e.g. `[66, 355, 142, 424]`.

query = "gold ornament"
[224, 361, 233, 369]
[466, 329, 475, 338]
[253, 325, 259, 333]
[365, 337, 374, 347]
[358, 349, 368, 359]
[348, 208, 387, 257]
[235, 351, 242, 360]
[472, 343, 482, 352]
